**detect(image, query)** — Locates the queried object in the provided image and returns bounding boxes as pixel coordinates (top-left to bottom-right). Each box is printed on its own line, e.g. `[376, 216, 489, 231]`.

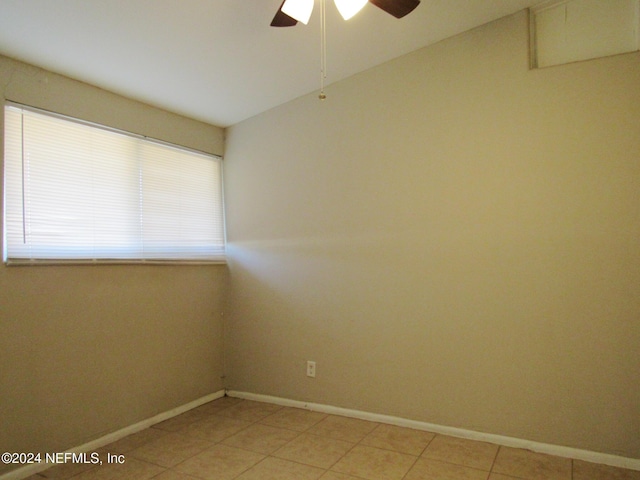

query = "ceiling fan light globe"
[281, 0, 314, 24]
[334, 0, 368, 20]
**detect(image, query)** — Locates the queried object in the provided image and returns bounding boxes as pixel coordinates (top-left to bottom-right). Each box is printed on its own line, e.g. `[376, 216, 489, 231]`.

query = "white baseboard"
[227, 390, 640, 472]
[0, 390, 225, 480]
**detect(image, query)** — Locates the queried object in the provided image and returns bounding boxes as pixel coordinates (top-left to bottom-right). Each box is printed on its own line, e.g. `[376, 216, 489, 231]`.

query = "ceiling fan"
[271, 0, 421, 99]
[271, 0, 421, 27]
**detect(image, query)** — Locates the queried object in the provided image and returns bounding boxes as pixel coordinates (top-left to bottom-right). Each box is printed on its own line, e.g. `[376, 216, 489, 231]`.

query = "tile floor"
[29, 397, 640, 480]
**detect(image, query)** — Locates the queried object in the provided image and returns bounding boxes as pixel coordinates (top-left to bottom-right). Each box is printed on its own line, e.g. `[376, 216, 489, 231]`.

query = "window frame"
[2, 102, 226, 266]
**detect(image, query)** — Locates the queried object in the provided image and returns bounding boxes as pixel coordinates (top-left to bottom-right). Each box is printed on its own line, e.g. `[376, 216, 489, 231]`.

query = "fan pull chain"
[319, 0, 327, 100]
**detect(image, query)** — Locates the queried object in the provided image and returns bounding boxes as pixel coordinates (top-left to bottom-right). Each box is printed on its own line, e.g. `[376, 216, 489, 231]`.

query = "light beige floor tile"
[573, 459, 640, 480]
[405, 458, 489, 480]
[173, 444, 264, 480]
[331, 445, 417, 480]
[273, 432, 355, 469]
[236, 457, 325, 480]
[362, 424, 435, 456]
[221, 423, 300, 454]
[319, 472, 363, 480]
[217, 400, 283, 422]
[152, 470, 202, 480]
[37, 459, 96, 479]
[422, 435, 498, 471]
[128, 432, 211, 468]
[492, 447, 571, 480]
[69, 457, 165, 480]
[307, 415, 378, 443]
[152, 410, 210, 433]
[192, 397, 244, 416]
[179, 415, 252, 443]
[260, 407, 327, 432]
[100, 428, 168, 454]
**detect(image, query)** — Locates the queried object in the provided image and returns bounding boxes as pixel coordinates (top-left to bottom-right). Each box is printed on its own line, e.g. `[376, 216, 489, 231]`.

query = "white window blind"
[3, 104, 225, 263]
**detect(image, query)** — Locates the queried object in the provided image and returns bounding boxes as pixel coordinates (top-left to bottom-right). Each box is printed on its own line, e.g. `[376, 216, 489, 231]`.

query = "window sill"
[4, 259, 227, 267]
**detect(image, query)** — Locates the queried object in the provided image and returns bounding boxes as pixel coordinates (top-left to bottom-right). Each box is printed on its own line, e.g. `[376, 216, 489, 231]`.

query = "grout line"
[0, 390, 226, 480]
[227, 390, 640, 472]
[399, 451, 421, 480]
[19, 396, 636, 480]
[488, 443, 501, 474]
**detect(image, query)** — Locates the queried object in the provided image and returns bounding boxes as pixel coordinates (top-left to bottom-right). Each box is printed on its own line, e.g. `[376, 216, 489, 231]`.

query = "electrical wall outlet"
[306, 360, 316, 378]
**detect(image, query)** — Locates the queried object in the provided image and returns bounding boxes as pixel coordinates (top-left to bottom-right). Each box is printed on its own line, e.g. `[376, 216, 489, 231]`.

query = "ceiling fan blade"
[368, 0, 420, 18]
[334, 0, 368, 20]
[271, 1, 298, 27]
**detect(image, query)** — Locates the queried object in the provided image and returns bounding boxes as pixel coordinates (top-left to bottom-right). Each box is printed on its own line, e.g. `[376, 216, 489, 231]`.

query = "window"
[3, 103, 225, 264]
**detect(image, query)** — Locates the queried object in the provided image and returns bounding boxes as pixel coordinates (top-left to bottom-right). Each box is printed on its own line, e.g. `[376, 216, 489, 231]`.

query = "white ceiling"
[0, 0, 547, 127]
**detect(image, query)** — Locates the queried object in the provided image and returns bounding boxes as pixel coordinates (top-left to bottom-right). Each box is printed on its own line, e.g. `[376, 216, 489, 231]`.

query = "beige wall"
[0, 55, 227, 475]
[223, 11, 640, 459]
